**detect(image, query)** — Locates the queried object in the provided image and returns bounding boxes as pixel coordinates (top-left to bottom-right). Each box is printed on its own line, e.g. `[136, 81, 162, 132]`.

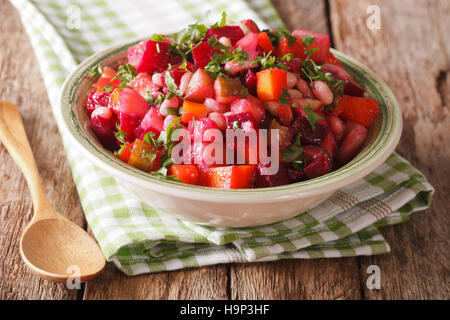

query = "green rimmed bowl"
[57, 40, 402, 227]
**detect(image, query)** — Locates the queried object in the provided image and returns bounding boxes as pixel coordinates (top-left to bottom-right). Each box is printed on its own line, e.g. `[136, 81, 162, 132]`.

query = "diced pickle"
[128, 139, 159, 172]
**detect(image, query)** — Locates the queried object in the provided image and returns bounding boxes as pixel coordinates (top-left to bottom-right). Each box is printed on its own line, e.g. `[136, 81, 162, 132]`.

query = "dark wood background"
[0, 0, 448, 299]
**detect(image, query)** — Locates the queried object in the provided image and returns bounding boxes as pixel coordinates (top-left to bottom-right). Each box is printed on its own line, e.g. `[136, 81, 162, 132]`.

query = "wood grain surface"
[0, 0, 448, 300]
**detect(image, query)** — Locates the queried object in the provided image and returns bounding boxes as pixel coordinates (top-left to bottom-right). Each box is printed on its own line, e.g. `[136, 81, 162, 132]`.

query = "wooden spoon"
[0, 100, 105, 283]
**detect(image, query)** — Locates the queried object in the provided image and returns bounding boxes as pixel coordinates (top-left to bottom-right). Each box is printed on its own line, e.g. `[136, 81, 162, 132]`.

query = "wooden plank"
[83, 263, 228, 300]
[231, 260, 362, 299]
[329, 0, 450, 299]
[271, 0, 329, 34]
[229, 0, 362, 300]
[0, 0, 82, 300]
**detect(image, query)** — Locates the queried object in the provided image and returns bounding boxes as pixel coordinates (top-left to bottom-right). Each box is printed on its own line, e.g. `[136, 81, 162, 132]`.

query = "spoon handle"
[0, 101, 54, 218]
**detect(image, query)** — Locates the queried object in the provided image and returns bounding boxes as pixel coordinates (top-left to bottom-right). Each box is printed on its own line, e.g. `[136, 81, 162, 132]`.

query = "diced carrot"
[338, 95, 380, 128]
[109, 88, 122, 114]
[181, 100, 207, 124]
[168, 165, 199, 185]
[128, 139, 162, 172]
[119, 142, 134, 163]
[256, 68, 287, 101]
[257, 32, 275, 53]
[206, 165, 256, 189]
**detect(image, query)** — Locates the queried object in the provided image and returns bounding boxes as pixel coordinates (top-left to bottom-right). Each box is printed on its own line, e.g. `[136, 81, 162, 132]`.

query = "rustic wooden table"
[0, 0, 448, 300]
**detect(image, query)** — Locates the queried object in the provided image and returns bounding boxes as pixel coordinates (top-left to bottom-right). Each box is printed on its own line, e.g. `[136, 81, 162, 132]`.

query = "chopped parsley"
[279, 88, 291, 105]
[164, 71, 183, 97]
[102, 83, 114, 92]
[112, 64, 138, 88]
[251, 51, 289, 70]
[114, 123, 127, 144]
[302, 104, 323, 130]
[281, 133, 304, 168]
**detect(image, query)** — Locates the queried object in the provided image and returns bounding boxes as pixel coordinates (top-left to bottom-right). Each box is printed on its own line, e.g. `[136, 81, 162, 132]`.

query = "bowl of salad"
[58, 17, 402, 227]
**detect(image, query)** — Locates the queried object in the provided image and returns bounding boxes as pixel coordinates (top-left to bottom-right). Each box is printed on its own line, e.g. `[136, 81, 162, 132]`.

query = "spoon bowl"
[20, 218, 105, 282]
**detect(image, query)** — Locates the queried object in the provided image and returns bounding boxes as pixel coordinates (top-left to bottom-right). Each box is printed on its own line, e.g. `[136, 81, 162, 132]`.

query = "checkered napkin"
[10, 0, 434, 275]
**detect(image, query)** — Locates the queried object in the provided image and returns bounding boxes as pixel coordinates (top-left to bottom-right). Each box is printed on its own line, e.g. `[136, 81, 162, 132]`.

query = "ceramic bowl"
[57, 40, 402, 227]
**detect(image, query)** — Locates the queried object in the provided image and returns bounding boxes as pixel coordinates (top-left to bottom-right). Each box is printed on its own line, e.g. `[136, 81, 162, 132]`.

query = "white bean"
[312, 80, 333, 105]
[218, 37, 232, 48]
[179, 72, 192, 95]
[296, 78, 313, 98]
[287, 89, 302, 99]
[286, 72, 298, 88]
[152, 73, 163, 87]
[208, 112, 226, 130]
[91, 107, 111, 119]
[160, 96, 179, 116]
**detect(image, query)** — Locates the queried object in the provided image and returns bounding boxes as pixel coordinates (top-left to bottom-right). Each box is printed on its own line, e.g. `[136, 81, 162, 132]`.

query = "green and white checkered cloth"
[10, 0, 434, 275]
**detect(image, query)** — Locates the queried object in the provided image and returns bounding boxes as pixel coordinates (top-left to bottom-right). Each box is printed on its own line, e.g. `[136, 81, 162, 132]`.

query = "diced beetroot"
[87, 91, 110, 114]
[291, 30, 330, 63]
[240, 69, 257, 94]
[337, 121, 368, 165]
[185, 69, 215, 103]
[206, 26, 245, 45]
[289, 114, 329, 145]
[128, 73, 160, 96]
[196, 163, 215, 186]
[168, 54, 182, 66]
[225, 111, 256, 130]
[255, 162, 289, 188]
[119, 88, 149, 118]
[90, 107, 117, 150]
[138, 108, 164, 139]
[119, 112, 140, 143]
[303, 154, 331, 179]
[191, 41, 219, 69]
[258, 111, 273, 130]
[188, 117, 219, 142]
[286, 168, 305, 183]
[280, 58, 302, 74]
[240, 19, 259, 33]
[344, 80, 365, 97]
[127, 40, 170, 73]
[320, 132, 336, 159]
[303, 146, 332, 179]
[230, 98, 265, 123]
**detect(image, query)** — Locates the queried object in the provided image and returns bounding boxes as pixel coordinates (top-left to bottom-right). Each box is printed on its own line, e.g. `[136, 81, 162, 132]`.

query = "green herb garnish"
[281, 134, 303, 167]
[279, 88, 291, 105]
[88, 64, 103, 78]
[102, 83, 114, 92]
[114, 123, 127, 144]
[302, 104, 323, 130]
